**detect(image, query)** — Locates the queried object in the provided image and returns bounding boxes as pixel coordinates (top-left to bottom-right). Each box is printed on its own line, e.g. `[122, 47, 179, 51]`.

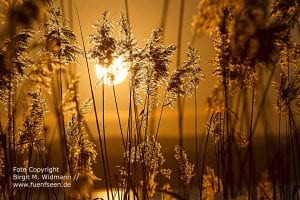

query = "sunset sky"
[47, 0, 299, 139]
[52, 0, 216, 138]
[1, 1, 299, 199]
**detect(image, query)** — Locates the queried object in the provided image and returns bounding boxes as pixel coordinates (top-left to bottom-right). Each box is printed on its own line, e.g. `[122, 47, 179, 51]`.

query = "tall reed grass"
[0, 0, 299, 199]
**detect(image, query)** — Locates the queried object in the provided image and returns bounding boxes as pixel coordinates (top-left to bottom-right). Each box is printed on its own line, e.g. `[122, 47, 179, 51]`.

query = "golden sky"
[51, 0, 299, 139]
[53, 0, 216, 138]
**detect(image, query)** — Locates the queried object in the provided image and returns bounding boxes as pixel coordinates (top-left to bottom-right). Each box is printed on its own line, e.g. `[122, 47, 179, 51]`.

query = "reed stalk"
[112, 86, 126, 149]
[74, 4, 111, 199]
[194, 87, 201, 198]
[101, 83, 114, 198]
[176, 0, 185, 149]
[248, 86, 255, 199]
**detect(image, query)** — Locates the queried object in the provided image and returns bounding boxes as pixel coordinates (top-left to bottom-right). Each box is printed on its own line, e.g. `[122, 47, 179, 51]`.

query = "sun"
[95, 56, 128, 86]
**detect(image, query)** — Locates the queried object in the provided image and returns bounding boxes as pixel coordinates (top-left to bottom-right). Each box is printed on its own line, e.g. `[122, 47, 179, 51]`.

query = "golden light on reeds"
[1, 0, 299, 199]
[95, 56, 128, 85]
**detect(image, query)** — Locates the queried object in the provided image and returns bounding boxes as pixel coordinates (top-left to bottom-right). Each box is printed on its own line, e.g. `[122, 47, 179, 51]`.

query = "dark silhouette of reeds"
[0, 0, 299, 199]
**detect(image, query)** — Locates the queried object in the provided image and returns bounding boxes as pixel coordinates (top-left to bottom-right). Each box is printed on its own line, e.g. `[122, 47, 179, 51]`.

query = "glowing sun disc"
[95, 56, 128, 86]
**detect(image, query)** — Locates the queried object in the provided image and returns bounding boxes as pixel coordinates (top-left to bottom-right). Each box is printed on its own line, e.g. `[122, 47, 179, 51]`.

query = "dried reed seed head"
[62, 76, 97, 177]
[89, 11, 116, 67]
[66, 114, 97, 174]
[62, 75, 81, 115]
[117, 165, 130, 188]
[29, 60, 56, 92]
[0, 69, 10, 104]
[196, 0, 297, 92]
[229, 0, 295, 64]
[276, 39, 300, 71]
[207, 82, 224, 112]
[174, 145, 195, 185]
[18, 91, 47, 154]
[117, 13, 145, 92]
[166, 44, 204, 107]
[0, 29, 33, 78]
[145, 28, 176, 82]
[273, 37, 300, 115]
[44, 8, 81, 64]
[129, 27, 176, 108]
[121, 135, 171, 196]
[192, 0, 242, 35]
[202, 166, 223, 200]
[274, 69, 300, 115]
[118, 14, 130, 37]
[89, 13, 177, 111]
[79, 98, 93, 116]
[129, 28, 176, 110]
[212, 26, 259, 90]
[117, 13, 138, 56]
[271, 0, 300, 28]
[207, 111, 224, 143]
[160, 168, 172, 180]
[125, 135, 170, 179]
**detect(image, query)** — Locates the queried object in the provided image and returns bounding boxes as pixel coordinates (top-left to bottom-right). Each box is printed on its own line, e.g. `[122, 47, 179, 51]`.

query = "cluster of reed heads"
[0, 0, 299, 199]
